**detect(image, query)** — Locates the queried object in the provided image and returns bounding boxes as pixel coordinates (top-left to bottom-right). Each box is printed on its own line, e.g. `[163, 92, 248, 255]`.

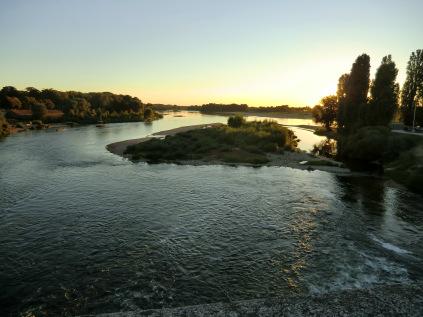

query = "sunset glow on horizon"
[1, 0, 422, 107]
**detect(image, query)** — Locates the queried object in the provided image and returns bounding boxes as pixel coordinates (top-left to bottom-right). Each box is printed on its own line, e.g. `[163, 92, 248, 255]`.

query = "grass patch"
[125, 117, 298, 165]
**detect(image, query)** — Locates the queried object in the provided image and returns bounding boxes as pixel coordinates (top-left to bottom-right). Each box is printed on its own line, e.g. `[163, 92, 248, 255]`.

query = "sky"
[0, 0, 422, 107]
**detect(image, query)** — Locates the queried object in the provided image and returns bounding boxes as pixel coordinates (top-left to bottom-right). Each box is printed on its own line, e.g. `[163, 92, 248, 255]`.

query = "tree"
[66, 98, 94, 122]
[341, 54, 371, 132]
[0, 85, 158, 124]
[31, 103, 47, 120]
[143, 107, 154, 120]
[336, 73, 350, 130]
[0, 112, 10, 138]
[401, 50, 423, 126]
[0, 86, 20, 97]
[4, 96, 22, 109]
[227, 115, 245, 128]
[26, 87, 41, 98]
[0, 86, 22, 109]
[367, 55, 399, 126]
[312, 95, 338, 130]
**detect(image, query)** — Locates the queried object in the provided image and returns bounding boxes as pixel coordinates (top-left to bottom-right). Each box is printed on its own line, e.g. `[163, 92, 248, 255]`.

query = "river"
[1, 111, 422, 316]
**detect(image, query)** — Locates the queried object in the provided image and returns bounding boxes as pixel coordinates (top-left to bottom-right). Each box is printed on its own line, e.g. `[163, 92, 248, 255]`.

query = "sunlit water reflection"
[1, 112, 422, 316]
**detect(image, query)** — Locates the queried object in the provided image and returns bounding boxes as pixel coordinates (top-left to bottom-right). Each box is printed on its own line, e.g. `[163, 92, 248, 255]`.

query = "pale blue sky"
[1, 0, 422, 106]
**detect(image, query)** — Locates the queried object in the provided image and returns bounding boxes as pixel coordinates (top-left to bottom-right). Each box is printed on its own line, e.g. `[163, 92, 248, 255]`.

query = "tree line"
[312, 50, 423, 131]
[199, 103, 311, 113]
[0, 87, 161, 123]
[148, 103, 311, 113]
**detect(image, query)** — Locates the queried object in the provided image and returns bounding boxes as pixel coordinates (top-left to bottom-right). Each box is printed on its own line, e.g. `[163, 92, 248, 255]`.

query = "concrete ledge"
[81, 283, 423, 317]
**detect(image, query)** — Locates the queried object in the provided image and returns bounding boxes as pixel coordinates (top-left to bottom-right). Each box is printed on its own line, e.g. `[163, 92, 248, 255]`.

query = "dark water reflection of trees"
[335, 176, 386, 215]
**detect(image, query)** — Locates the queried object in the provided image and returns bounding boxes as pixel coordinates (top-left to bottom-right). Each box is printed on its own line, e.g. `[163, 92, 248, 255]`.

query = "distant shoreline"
[194, 111, 313, 120]
[106, 123, 350, 174]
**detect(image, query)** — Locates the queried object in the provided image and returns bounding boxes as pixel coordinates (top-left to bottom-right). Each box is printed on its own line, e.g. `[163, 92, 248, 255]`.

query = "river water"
[1, 112, 423, 316]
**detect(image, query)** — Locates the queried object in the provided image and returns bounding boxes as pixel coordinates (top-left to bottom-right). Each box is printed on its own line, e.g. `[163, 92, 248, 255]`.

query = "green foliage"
[336, 73, 350, 131]
[337, 54, 371, 133]
[4, 96, 22, 109]
[0, 86, 162, 124]
[0, 112, 10, 138]
[312, 95, 337, 130]
[367, 55, 399, 126]
[338, 126, 421, 162]
[386, 146, 423, 194]
[201, 103, 248, 113]
[227, 115, 246, 128]
[143, 108, 155, 121]
[195, 103, 311, 114]
[147, 103, 312, 113]
[31, 103, 48, 121]
[312, 139, 337, 158]
[335, 54, 402, 131]
[125, 120, 299, 164]
[401, 50, 423, 126]
[66, 98, 96, 123]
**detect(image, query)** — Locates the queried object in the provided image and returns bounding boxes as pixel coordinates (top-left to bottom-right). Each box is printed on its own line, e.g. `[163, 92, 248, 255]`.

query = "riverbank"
[82, 283, 423, 317]
[107, 123, 350, 174]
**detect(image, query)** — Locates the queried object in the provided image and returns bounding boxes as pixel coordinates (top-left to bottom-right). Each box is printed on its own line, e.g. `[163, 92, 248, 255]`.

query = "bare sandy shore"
[106, 123, 350, 174]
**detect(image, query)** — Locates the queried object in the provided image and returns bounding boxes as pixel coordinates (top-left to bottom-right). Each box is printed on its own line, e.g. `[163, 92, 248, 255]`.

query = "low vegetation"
[337, 126, 420, 163]
[336, 126, 423, 194]
[386, 146, 423, 194]
[125, 116, 299, 165]
[0, 112, 10, 138]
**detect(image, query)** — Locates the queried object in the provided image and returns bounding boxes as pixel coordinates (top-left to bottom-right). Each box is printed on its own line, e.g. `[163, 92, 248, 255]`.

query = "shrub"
[31, 103, 48, 121]
[338, 126, 421, 163]
[227, 115, 245, 128]
[386, 146, 423, 194]
[0, 112, 10, 138]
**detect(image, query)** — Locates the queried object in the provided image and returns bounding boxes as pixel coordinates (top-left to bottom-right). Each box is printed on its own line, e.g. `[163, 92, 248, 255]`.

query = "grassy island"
[125, 116, 299, 164]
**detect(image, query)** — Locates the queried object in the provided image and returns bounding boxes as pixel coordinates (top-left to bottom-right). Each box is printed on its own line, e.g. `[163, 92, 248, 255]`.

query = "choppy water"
[1, 112, 423, 316]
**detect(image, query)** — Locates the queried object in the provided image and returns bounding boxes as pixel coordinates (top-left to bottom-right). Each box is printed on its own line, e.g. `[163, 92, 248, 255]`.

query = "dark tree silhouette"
[401, 50, 423, 126]
[344, 54, 370, 132]
[227, 115, 246, 128]
[336, 73, 350, 131]
[0, 112, 10, 137]
[367, 55, 399, 126]
[312, 95, 338, 130]
[31, 103, 48, 120]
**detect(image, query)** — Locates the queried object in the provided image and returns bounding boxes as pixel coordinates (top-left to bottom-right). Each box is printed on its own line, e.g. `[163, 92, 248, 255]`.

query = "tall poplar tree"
[401, 50, 423, 126]
[337, 54, 370, 132]
[368, 55, 399, 126]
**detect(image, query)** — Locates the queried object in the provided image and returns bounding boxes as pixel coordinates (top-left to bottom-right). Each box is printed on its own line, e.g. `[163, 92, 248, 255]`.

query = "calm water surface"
[1, 112, 423, 316]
